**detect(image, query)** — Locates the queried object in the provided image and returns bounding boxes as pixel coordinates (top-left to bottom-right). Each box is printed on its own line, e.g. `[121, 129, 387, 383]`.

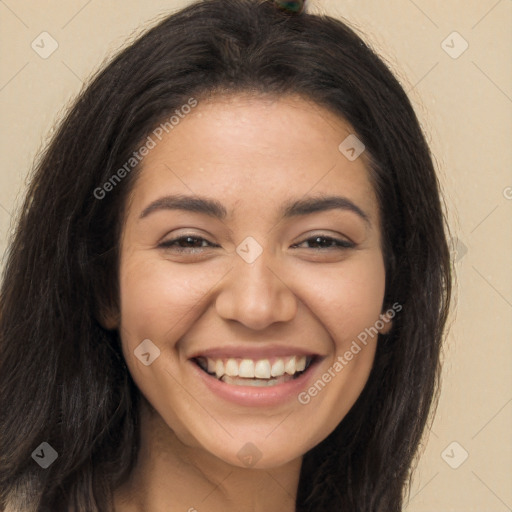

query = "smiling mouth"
[192, 355, 316, 387]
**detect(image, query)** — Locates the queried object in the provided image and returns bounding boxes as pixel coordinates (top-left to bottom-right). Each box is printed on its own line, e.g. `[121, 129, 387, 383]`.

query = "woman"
[0, 0, 452, 510]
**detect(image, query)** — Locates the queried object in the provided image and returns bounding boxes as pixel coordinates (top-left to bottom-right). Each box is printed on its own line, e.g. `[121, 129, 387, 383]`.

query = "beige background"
[0, 1, 511, 510]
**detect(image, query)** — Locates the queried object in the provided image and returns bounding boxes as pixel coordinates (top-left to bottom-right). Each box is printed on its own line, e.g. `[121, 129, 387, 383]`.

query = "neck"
[113, 397, 302, 512]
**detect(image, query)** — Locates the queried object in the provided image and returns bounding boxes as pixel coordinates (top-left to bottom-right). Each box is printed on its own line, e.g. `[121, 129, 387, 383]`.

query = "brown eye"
[158, 235, 217, 252]
[292, 235, 355, 250]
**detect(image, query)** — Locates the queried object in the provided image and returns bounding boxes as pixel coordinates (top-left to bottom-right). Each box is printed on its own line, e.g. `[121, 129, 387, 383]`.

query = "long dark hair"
[0, 1, 452, 510]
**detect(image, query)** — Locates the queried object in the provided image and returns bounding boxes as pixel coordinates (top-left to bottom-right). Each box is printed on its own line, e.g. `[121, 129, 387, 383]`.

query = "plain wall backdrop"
[0, 1, 511, 510]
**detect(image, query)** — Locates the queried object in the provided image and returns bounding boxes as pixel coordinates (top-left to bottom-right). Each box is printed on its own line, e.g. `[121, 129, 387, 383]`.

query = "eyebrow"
[139, 194, 371, 225]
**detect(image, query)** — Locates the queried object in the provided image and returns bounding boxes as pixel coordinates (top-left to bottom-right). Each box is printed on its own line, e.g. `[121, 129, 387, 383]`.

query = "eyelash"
[158, 234, 355, 252]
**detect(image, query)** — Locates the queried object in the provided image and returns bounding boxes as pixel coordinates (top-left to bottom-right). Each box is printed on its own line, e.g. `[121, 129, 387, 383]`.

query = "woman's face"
[115, 94, 391, 468]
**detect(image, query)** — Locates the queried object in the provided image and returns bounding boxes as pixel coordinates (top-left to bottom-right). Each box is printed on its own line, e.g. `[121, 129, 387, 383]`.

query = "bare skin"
[109, 93, 392, 512]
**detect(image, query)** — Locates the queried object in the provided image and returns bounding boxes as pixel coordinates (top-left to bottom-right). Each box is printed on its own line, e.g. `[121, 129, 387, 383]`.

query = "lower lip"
[190, 358, 322, 407]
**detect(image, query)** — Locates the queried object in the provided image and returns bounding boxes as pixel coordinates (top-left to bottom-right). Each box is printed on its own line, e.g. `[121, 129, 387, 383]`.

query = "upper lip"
[188, 344, 323, 360]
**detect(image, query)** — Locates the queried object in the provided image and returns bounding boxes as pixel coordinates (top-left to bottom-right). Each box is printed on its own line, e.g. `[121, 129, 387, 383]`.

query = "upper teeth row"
[199, 355, 308, 379]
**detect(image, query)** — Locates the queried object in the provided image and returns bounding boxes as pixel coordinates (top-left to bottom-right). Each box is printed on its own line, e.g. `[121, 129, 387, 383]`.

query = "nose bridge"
[214, 238, 297, 330]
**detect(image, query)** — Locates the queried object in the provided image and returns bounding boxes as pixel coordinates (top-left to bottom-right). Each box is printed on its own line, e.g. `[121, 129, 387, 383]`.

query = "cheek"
[287, 253, 387, 447]
[118, 255, 223, 346]
[299, 251, 387, 347]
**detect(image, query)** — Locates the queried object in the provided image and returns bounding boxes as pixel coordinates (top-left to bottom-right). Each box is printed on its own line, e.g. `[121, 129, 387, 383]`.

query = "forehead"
[126, 93, 379, 226]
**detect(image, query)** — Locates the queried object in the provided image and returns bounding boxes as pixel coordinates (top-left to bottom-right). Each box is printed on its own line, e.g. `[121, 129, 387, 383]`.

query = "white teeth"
[254, 359, 271, 379]
[221, 375, 292, 387]
[215, 360, 224, 379]
[225, 358, 239, 377]
[270, 359, 285, 377]
[284, 356, 296, 375]
[296, 355, 306, 372]
[199, 354, 312, 381]
[239, 359, 255, 378]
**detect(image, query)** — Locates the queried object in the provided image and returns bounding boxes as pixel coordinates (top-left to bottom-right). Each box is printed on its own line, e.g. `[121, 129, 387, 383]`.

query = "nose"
[214, 248, 298, 331]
